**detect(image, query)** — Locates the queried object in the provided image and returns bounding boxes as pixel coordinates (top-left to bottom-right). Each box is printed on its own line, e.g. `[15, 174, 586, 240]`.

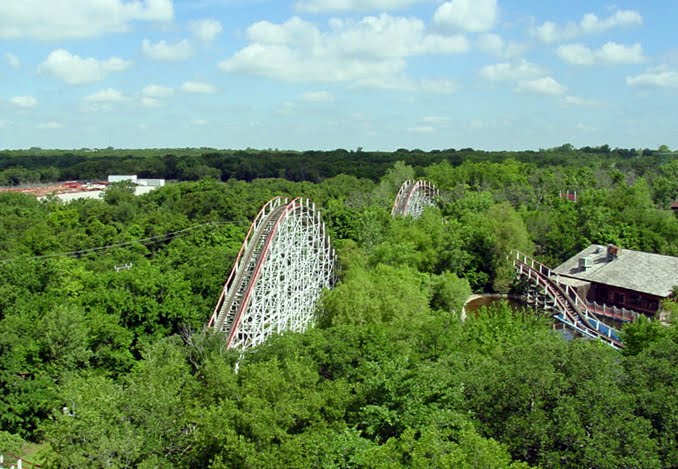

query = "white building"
[137, 178, 165, 187]
[108, 175, 138, 183]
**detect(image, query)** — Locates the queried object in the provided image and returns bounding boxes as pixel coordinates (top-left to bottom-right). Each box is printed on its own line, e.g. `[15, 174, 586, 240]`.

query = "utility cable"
[0, 220, 249, 263]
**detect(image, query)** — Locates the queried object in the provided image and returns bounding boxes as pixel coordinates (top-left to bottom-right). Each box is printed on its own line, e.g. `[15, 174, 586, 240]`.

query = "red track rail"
[512, 251, 623, 349]
[224, 198, 302, 347]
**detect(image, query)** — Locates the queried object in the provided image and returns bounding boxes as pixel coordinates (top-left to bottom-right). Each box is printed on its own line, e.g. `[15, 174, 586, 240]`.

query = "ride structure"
[391, 180, 439, 218]
[512, 251, 623, 349]
[209, 197, 335, 351]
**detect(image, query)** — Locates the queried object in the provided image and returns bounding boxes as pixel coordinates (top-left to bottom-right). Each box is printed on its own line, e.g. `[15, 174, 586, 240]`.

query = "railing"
[209, 197, 288, 328]
[223, 198, 303, 347]
[586, 300, 639, 323]
[513, 251, 639, 324]
[391, 180, 439, 217]
[209, 197, 335, 351]
[0, 452, 42, 468]
[512, 251, 623, 348]
[512, 251, 589, 319]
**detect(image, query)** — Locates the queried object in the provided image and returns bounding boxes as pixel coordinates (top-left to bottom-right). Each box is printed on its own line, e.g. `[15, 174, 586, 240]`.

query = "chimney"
[607, 244, 621, 261]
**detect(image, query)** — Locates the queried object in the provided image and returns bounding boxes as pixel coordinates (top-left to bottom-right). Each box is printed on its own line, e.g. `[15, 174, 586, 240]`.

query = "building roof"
[554, 244, 678, 298]
[557, 276, 591, 289]
[671, 201, 678, 210]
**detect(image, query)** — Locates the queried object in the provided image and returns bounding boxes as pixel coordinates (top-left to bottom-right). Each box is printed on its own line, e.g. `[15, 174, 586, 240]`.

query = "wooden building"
[553, 244, 678, 319]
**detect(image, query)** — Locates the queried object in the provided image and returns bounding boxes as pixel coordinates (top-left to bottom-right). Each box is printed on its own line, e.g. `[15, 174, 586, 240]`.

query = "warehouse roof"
[554, 244, 678, 298]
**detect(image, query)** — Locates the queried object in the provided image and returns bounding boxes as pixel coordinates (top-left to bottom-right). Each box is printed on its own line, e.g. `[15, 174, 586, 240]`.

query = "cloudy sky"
[1, 0, 676, 151]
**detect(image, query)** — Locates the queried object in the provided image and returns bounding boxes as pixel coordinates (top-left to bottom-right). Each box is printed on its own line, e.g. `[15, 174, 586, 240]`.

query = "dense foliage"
[0, 151, 676, 467]
[1, 145, 677, 209]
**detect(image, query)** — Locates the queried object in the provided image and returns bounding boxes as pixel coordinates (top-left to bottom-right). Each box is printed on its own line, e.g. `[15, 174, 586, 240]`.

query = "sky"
[0, 0, 677, 151]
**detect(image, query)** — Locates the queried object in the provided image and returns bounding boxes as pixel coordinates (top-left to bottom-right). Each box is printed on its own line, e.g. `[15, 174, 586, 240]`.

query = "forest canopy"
[0, 149, 677, 467]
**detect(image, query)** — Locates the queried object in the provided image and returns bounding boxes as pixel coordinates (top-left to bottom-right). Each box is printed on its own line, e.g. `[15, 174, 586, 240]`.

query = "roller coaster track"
[209, 197, 335, 351]
[512, 251, 623, 349]
[392, 180, 439, 218]
[206, 188, 621, 352]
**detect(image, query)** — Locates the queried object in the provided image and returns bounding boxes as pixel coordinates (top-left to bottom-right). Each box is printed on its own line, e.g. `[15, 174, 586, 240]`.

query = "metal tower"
[209, 197, 335, 350]
[391, 180, 439, 218]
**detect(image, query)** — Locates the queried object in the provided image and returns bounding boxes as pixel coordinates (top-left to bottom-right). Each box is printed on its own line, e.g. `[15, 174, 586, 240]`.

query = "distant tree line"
[0, 145, 674, 190]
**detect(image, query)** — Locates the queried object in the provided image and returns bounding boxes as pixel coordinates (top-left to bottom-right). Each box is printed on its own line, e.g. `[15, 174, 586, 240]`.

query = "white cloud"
[39, 49, 131, 85]
[82, 88, 129, 112]
[476, 33, 526, 58]
[407, 125, 436, 133]
[139, 84, 173, 107]
[626, 65, 678, 88]
[141, 84, 174, 98]
[189, 19, 222, 41]
[300, 90, 335, 103]
[191, 119, 208, 126]
[533, 9, 642, 44]
[295, 0, 425, 13]
[422, 115, 451, 125]
[557, 42, 645, 65]
[480, 59, 545, 81]
[84, 88, 129, 102]
[597, 42, 645, 64]
[10, 96, 37, 108]
[141, 97, 161, 107]
[276, 100, 297, 115]
[433, 0, 497, 33]
[5, 52, 20, 68]
[0, 0, 172, 40]
[533, 22, 560, 45]
[480, 59, 566, 98]
[419, 79, 457, 94]
[580, 10, 642, 34]
[219, 15, 468, 89]
[476, 33, 503, 54]
[516, 76, 566, 95]
[180, 81, 217, 94]
[37, 121, 63, 129]
[142, 39, 193, 61]
[562, 95, 594, 106]
[555, 43, 593, 65]
[576, 123, 597, 133]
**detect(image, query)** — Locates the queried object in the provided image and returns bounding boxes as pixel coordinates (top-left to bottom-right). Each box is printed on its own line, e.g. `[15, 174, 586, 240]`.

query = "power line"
[0, 220, 249, 264]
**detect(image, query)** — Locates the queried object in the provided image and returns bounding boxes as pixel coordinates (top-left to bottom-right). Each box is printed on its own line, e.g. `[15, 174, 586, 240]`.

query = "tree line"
[1, 146, 676, 206]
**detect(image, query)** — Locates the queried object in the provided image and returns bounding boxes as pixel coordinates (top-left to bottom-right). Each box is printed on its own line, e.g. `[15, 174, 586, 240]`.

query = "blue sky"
[1, 0, 676, 151]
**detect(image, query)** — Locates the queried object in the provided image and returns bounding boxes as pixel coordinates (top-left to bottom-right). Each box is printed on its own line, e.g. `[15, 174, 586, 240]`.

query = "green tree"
[487, 202, 533, 292]
[321, 264, 430, 327]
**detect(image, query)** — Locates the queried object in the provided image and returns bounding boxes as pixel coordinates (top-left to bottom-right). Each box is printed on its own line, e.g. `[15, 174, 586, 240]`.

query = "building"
[137, 178, 165, 187]
[108, 175, 165, 187]
[108, 175, 138, 183]
[553, 244, 678, 318]
[2, 175, 165, 202]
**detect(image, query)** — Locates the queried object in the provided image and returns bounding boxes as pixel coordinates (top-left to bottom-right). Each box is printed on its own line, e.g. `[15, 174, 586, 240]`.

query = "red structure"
[0, 181, 107, 197]
[559, 190, 577, 202]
